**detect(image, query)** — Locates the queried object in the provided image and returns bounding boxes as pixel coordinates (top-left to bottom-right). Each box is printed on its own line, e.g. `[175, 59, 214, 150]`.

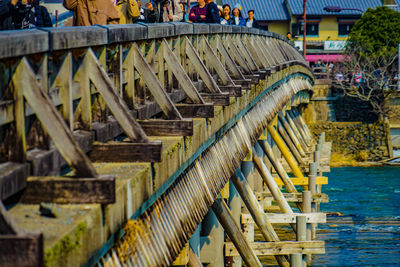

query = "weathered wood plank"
[13, 57, 98, 178]
[0, 201, 19, 234]
[90, 140, 162, 162]
[175, 103, 214, 118]
[132, 43, 182, 120]
[241, 212, 327, 224]
[0, 162, 29, 201]
[85, 49, 149, 143]
[138, 119, 193, 136]
[0, 233, 43, 267]
[226, 36, 251, 74]
[200, 93, 230, 106]
[219, 85, 242, 97]
[21, 175, 115, 204]
[255, 192, 329, 203]
[225, 241, 325, 257]
[274, 176, 328, 186]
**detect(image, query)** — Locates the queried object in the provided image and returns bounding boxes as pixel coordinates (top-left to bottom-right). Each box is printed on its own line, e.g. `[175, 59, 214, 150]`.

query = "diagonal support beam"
[225, 36, 251, 74]
[199, 36, 235, 86]
[162, 39, 204, 104]
[131, 43, 183, 120]
[231, 171, 290, 267]
[84, 49, 149, 143]
[211, 198, 262, 267]
[214, 36, 245, 80]
[184, 37, 222, 94]
[233, 36, 259, 72]
[13, 58, 98, 178]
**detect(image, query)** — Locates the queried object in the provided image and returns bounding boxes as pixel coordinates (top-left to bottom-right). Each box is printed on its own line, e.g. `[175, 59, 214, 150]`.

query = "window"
[299, 23, 319, 36]
[338, 23, 354, 36]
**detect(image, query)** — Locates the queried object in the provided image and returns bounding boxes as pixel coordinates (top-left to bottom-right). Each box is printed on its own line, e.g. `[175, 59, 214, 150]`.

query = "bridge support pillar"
[200, 207, 224, 267]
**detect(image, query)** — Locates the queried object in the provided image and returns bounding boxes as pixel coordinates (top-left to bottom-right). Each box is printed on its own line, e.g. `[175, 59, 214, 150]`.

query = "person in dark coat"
[205, 0, 219, 23]
[0, 0, 28, 30]
[245, 9, 259, 28]
[24, 0, 52, 28]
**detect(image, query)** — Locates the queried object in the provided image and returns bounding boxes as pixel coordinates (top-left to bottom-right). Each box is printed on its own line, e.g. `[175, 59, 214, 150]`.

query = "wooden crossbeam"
[201, 93, 230, 106]
[241, 213, 327, 224]
[184, 37, 221, 94]
[274, 176, 328, 186]
[175, 103, 214, 118]
[219, 85, 242, 97]
[12, 57, 98, 178]
[131, 43, 182, 120]
[225, 241, 325, 257]
[21, 175, 115, 204]
[162, 39, 204, 104]
[138, 119, 193, 136]
[90, 140, 162, 162]
[255, 192, 329, 203]
[0, 233, 43, 267]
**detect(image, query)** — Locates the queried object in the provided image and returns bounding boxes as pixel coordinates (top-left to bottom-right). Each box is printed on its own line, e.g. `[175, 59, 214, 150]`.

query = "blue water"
[313, 167, 400, 266]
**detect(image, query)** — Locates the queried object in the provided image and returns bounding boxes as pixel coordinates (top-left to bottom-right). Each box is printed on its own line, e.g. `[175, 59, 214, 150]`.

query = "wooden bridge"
[0, 23, 330, 266]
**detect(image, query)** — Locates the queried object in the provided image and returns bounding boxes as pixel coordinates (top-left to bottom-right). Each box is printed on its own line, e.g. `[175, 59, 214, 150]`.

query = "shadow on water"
[313, 166, 400, 266]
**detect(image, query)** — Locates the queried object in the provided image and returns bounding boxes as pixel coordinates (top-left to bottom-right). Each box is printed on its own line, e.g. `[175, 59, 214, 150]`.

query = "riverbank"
[330, 152, 384, 167]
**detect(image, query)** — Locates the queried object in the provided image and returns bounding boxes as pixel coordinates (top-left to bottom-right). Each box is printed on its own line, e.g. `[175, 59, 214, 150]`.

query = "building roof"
[223, 0, 290, 21]
[286, 0, 383, 16]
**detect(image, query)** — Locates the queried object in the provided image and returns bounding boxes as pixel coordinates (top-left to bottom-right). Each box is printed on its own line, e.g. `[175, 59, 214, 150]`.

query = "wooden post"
[302, 191, 312, 266]
[211, 198, 262, 267]
[278, 112, 307, 156]
[253, 143, 293, 214]
[296, 215, 307, 266]
[291, 253, 302, 267]
[277, 121, 305, 166]
[231, 172, 290, 267]
[267, 124, 305, 180]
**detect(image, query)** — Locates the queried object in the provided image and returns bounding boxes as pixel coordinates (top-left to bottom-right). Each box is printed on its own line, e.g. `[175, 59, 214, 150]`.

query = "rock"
[39, 203, 57, 218]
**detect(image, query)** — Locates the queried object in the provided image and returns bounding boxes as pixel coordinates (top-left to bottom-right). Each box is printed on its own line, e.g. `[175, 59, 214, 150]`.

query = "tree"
[337, 6, 400, 120]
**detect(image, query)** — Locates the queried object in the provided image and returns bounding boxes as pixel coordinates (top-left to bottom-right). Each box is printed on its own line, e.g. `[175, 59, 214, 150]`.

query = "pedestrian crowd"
[0, 0, 260, 29]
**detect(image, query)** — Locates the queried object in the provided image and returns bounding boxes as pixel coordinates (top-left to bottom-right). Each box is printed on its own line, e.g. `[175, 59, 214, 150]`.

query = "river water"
[313, 167, 400, 266]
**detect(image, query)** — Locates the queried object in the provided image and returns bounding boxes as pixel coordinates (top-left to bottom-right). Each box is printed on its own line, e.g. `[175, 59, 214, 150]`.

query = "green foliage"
[347, 6, 400, 57]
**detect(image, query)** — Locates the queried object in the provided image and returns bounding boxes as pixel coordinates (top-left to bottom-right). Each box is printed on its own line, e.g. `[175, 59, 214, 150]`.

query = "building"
[223, 0, 399, 62]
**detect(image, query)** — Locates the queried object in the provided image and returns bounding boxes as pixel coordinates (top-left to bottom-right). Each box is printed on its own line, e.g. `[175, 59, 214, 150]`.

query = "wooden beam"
[138, 119, 193, 136]
[255, 192, 329, 203]
[231, 172, 289, 267]
[132, 43, 182, 120]
[21, 175, 115, 204]
[219, 85, 242, 97]
[162, 39, 204, 104]
[184, 37, 221, 94]
[85, 49, 149, 143]
[225, 36, 251, 74]
[200, 93, 230, 106]
[241, 213, 327, 224]
[13, 57, 98, 178]
[0, 233, 43, 267]
[0, 201, 19, 235]
[175, 103, 214, 118]
[199, 36, 235, 86]
[274, 176, 328, 186]
[215, 36, 245, 80]
[233, 37, 259, 72]
[211, 198, 262, 267]
[225, 241, 325, 257]
[90, 140, 162, 162]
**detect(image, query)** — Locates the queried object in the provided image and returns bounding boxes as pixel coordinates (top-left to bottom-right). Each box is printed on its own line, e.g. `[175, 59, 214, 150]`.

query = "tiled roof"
[286, 0, 382, 16]
[223, 0, 290, 21]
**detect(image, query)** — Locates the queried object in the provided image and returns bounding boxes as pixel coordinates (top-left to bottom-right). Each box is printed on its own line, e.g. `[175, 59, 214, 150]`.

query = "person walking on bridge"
[63, 0, 120, 26]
